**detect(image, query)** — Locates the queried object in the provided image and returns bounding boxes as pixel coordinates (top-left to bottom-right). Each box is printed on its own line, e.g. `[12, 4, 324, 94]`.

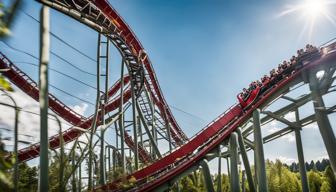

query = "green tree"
[320, 166, 336, 192]
[0, 136, 14, 191]
[16, 163, 38, 192]
[266, 159, 302, 192]
[308, 170, 322, 192]
[0, 0, 21, 91]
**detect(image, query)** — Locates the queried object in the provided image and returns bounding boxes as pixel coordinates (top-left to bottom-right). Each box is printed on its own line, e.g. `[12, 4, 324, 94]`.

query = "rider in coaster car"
[290, 56, 297, 66]
[248, 81, 257, 92]
[276, 64, 284, 79]
[242, 88, 250, 101]
[261, 75, 270, 86]
[306, 44, 318, 53]
[281, 60, 292, 76]
[270, 69, 277, 80]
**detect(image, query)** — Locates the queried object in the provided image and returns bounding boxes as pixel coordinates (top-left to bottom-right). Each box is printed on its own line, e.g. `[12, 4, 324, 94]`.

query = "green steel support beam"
[38, 5, 49, 192]
[119, 59, 126, 173]
[229, 132, 240, 192]
[200, 159, 215, 192]
[310, 86, 336, 175]
[217, 145, 222, 192]
[236, 128, 256, 192]
[294, 109, 309, 192]
[131, 80, 139, 170]
[253, 109, 268, 192]
[88, 33, 102, 190]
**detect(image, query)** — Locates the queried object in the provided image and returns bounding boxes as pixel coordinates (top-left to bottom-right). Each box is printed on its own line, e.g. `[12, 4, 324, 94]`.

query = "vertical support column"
[150, 95, 157, 159]
[294, 109, 309, 192]
[200, 159, 215, 192]
[112, 149, 116, 173]
[253, 109, 268, 192]
[310, 87, 336, 175]
[99, 35, 109, 186]
[226, 157, 231, 181]
[38, 5, 49, 192]
[236, 129, 256, 192]
[131, 82, 138, 170]
[217, 145, 222, 192]
[229, 132, 240, 192]
[99, 109, 106, 185]
[108, 147, 111, 182]
[119, 59, 126, 173]
[78, 159, 81, 192]
[164, 108, 172, 152]
[241, 171, 246, 192]
[72, 150, 77, 192]
[88, 33, 102, 190]
[137, 116, 143, 167]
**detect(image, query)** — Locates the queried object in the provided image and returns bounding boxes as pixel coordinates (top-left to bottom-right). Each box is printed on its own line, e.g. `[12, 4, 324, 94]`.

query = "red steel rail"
[98, 44, 336, 191]
[93, 0, 188, 144]
[0, 52, 151, 163]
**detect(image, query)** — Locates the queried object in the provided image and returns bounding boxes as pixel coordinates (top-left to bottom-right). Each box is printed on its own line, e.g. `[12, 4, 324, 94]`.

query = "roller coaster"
[0, 0, 336, 191]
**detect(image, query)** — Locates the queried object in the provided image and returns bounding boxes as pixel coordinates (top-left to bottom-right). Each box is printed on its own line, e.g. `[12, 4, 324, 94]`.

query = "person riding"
[242, 88, 249, 101]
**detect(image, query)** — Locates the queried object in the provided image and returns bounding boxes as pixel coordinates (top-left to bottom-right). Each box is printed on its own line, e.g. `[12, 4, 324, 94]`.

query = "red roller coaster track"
[1, 0, 335, 191]
[0, 52, 154, 162]
[99, 45, 336, 191]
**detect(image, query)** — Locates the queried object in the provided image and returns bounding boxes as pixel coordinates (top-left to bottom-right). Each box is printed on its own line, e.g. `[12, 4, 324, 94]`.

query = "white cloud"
[70, 103, 88, 116]
[281, 133, 295, 143]
[263, 119, 295, 143]
[0, 88, 74, 152]
[284, 111, 295, 122]
[303, 122, 318, 130]
[277, 156, 297, 164]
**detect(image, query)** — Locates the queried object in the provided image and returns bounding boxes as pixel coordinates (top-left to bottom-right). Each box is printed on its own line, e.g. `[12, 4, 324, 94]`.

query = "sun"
[277, 0, 336, 41]
[302, 0, 327, 19]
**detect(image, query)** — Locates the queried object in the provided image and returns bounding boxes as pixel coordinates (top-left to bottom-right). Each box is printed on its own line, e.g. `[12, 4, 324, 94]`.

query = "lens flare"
[305, 0, 326, 18]
[277, 0, 336, 41]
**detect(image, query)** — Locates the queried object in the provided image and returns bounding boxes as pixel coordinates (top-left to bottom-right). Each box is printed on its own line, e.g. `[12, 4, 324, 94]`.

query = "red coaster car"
[237, 86, 261, 109]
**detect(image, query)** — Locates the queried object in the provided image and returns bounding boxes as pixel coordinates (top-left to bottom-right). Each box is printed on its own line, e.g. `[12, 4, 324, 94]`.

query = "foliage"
[0, 0, 21, 91]
[308, 170, 322, 192]
[14, 163, 38, 192]
[48, 151, 78, 192]
[265, 160, 302, 192]
[0, 136, 14, 191]
[0, 75, 13, 91]
[322, 166, 336, 192]
[0, 0, 22, 37]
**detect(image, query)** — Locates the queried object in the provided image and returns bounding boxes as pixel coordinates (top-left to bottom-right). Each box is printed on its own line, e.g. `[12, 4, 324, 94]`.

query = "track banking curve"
[98, 44, 336, 191]
[0, 0, 190, 162]
[37, 0, 188, 145]
[0, 53, 153, 162]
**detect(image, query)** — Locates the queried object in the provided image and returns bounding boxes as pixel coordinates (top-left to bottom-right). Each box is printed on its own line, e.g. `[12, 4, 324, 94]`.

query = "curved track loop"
[98, 46, 336, 191]
[38, 0, 188, 145]
[0, 52, 152, 163]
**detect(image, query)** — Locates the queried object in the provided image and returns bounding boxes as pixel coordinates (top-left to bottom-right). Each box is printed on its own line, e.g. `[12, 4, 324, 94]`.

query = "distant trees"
[170, 159, 335, 192]
[290, 159, 331, 172]
[265, 160, 302, 192]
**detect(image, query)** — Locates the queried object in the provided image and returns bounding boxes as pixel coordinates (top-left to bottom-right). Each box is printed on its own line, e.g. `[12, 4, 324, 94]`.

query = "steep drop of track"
[99, 45, 336, 191]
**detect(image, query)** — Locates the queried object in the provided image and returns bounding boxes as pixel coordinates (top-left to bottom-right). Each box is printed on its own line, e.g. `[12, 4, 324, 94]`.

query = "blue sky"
[0, 0, 336, 174]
